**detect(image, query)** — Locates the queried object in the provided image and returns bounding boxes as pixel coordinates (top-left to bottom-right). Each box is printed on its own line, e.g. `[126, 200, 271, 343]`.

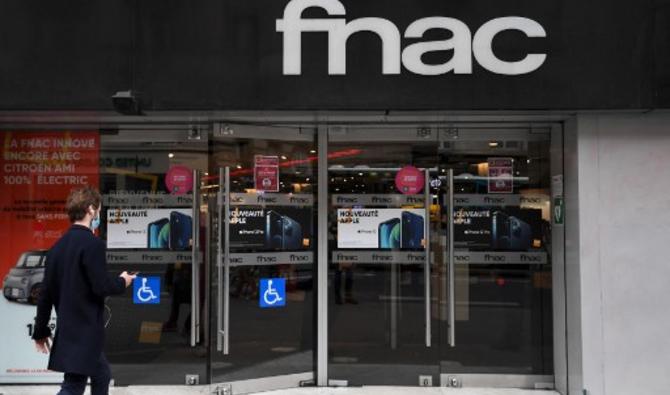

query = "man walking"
[32, 187, 136, 395]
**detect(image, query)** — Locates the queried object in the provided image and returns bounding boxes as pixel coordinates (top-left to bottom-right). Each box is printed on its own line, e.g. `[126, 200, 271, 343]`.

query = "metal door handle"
[448, 169, 455, 347]
[216, 168, 224, 351]
[424, 169, 431, 347]
[222, 167, 231, 354]
[191, 170, 201, 347]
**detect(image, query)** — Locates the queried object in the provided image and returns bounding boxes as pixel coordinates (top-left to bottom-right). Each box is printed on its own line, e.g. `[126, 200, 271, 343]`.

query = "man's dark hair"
[65, 186, 102, 223]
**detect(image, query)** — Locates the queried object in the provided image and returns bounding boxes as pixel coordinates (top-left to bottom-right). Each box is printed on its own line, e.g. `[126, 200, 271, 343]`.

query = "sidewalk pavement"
[0, 386, 559, 395]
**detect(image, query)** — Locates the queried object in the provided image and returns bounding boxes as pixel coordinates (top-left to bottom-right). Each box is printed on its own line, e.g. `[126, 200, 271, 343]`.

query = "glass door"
[208, 124, 317, 394]
[327, 127, 440, 385]
[100, 127, 209, 385]
[327, 126, 556, 389]
[437, 128, 555, 388]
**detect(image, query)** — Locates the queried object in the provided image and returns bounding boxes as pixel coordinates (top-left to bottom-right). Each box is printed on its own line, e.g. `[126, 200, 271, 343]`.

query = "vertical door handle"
[222, 167, 231, 354]
[216, 168, 224, 352]
[448, 169, 456, 347]
[424, 169, 431, 347]
[191, 170, 201, 347]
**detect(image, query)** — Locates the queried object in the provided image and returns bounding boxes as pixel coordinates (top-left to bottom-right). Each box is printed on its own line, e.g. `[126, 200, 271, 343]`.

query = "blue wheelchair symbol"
[133, 276, 160, 304]
[259, 278, 286, 308]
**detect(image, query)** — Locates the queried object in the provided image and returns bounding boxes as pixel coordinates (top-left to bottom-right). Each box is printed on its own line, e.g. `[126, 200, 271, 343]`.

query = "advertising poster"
[337, 208, 426, 249]
[0, 131, 99, 383]
[254, 155, 279, 192]
[106, 208, 193, 250]
[230, 206, 312, 250]
[488, 157, 514, 193]
[454, 206, 544, 251]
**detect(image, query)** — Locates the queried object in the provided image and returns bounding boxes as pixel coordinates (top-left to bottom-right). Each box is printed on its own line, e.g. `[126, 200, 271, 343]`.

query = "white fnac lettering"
[290, 254, 310, 262]
[277, 0, 547, 76]
[257, 196, 278, 203]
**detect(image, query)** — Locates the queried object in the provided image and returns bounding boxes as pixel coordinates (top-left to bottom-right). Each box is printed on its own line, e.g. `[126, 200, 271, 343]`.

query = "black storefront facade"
[1, 1, 669, 395]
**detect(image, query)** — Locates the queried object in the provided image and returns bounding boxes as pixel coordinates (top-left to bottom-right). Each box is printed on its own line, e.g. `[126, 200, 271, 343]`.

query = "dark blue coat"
[33, 224, 126, 376]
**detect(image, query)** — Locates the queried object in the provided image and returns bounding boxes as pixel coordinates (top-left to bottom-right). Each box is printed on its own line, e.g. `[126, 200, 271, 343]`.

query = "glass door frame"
[206, 121, 563, 392]
[322, 124, 561, 390]
[208, 124, 319, 394]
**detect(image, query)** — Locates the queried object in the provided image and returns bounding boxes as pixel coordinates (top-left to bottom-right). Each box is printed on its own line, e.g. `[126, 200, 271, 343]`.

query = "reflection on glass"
[328, 127, 555, 385]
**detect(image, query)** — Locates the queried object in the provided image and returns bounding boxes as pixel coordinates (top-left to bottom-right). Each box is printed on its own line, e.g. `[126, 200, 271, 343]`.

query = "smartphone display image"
[281, 215, 303, 250]
[265, 210, 303, 250]
[508, 215, 532, 250]
[401, 211, 424, 249]
[147, 218, 169, 249]
[378, 218, 400, 249]
[492, 211, 532, 251]
[169, 211, 192, 250]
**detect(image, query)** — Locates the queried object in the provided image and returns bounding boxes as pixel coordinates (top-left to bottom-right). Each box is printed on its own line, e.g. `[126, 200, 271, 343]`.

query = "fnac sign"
[276, 0, 547, 76]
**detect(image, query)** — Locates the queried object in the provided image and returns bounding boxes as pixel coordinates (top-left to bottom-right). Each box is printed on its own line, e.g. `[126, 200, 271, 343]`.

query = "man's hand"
[35, 337, 53, 354]
[119, 271, 137, 288]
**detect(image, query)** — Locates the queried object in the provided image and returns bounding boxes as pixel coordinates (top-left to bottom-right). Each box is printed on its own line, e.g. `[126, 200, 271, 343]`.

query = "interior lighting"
[168, 153, 174, 158]
[488, 141, 499, 147]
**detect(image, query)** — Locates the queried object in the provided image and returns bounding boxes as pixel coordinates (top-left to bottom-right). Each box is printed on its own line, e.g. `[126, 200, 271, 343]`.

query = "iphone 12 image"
[378, 218, 400, 249]
[147, 218, 169, 248]
[169, 211, 192, 250]
[265, 210, 303, 250]
[401, 211, 424, 249]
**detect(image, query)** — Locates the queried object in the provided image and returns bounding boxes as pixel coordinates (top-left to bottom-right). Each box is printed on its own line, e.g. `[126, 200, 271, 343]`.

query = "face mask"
[90, 211, 101, 231]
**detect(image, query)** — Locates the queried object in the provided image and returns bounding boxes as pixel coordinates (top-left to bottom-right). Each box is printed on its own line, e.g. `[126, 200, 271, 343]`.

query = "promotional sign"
[106, 208, 193, 250]
[133, 277, 161, 304]
[230, 206, 312, 250]
[0, 131, 99, 383]
[165, 165, 193, 195]
[454, 206, 544, 251]
[254, 155, 279, 192]
[395, 166, 424, 195]
[259, 278, 286, 308]
[337, 208, 425, 249]
[487, 158, 514, 193]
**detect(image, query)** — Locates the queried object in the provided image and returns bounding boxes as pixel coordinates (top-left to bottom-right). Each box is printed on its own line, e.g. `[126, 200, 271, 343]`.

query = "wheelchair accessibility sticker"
[134, 276, 161, 304]
[259, 278, 286, 308]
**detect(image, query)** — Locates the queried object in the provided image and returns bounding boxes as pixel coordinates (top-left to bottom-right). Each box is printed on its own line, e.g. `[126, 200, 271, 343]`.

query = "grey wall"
[566, 111, 670, 395]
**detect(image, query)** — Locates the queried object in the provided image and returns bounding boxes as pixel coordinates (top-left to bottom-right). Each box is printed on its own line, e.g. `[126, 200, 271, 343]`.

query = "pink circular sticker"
[165, 165, 193, 195]
[395, 166, 425, 195]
